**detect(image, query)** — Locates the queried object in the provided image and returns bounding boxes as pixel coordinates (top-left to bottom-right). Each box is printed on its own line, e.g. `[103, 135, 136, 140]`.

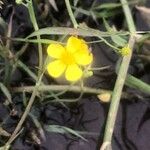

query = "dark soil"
[0, 0, 150, 150]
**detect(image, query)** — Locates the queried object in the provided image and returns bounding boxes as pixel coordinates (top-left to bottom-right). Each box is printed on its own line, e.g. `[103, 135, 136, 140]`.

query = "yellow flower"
[119, 45, 131, 56]
[47, 36, 93, 81]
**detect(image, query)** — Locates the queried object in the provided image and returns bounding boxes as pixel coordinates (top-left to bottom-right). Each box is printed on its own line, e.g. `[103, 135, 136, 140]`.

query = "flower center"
[61, 51, 75, 65]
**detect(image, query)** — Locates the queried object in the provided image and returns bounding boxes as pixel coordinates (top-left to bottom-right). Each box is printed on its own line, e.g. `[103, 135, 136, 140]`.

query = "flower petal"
[47, 44, 65, 58]
[66, 36, 88, 53]
[65, 64, 83, 81]
[47, 60, 66, 78]
[74, 50, 93, 65]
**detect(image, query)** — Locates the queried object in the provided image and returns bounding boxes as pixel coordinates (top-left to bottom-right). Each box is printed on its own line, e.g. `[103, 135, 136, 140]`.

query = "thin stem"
[17, 60, 38, 81]
[27, 0, 43, 75]
[11, 85, 110, 94]
[65, 0, 78, 28]
[4, 9, 14, 86]
[5, 74, 43, 147]
[126, 74, 150, 94]
[100, 0, 136, 149]
[101, 36, 135, 150]
[121, 0, 136, 33]
[11, 85, 137, 101]
[4, 0, 43, 148]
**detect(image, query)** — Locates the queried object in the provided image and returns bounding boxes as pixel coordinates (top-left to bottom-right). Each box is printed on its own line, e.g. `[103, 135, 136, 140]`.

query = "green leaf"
[72, 6, 91, 16]
[93, 3, 121, 10]
[125, 74, 150, 95]
[93, 0, 138, 10]
[103, 18, 127, 47]
[45, 125, 87, 141]
[73, 0, 79, 6]
[48, 0, 58, 12]
[26, 27, 116, 39]
[0, 17, 7, 30]
[11, 37, 59, 44]
[111, 35, 127, 47]
[0, 82, 12, 104]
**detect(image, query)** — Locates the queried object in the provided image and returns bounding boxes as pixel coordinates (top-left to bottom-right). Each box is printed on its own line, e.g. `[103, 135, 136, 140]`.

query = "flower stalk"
[100, 0, 136, 149]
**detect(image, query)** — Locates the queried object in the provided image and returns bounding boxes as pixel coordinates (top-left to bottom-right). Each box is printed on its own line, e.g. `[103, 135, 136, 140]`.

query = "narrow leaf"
[27, 27, 124, 39]
[0, 82, 12, 104]
[111, 35, 127, 47]
[45, 125, 87, 141]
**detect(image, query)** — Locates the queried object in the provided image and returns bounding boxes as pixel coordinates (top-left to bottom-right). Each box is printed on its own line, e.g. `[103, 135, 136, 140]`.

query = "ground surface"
[0, 0, 150, 150]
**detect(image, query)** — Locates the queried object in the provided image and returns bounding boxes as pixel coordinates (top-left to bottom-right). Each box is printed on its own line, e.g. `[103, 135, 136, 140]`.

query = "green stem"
[27, 0, 43, 75]
[12, 85, 110, 94]
[17, 60, 38, 81]
[100, 0, 136, 149]
[121, 0, 136, 33]
[5, 73, 43, 147]
[4, 0, 43, 148]
[65, 0, 78, 28]
[101, 36, 135, 150]
[126, 74, 150, 94]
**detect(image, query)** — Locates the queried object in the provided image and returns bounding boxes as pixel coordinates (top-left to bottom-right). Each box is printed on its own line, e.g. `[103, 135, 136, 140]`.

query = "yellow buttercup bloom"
[47, 36, 93, 81]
